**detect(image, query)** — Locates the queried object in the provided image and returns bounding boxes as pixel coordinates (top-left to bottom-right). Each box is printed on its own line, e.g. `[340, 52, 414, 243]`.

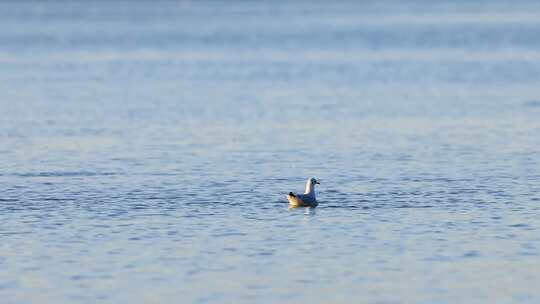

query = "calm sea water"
[1, 1, 540, 303]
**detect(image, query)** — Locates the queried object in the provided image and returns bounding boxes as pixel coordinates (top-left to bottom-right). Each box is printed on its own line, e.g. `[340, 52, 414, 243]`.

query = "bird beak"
[316, 181, 320, 184]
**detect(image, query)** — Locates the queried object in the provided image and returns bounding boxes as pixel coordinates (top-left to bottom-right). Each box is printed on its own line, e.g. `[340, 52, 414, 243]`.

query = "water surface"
[1, 1, 540, 303]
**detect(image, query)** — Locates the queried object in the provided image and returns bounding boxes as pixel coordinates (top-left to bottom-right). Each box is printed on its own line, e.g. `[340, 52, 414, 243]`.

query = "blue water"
[1, 1, 540, 303]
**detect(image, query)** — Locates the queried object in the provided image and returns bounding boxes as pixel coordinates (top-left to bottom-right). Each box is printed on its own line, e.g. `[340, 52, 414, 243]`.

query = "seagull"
[287, 177, 320, 208]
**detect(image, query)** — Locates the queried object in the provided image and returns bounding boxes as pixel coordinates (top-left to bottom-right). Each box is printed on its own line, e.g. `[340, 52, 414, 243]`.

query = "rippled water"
[1, 1, 540, 303]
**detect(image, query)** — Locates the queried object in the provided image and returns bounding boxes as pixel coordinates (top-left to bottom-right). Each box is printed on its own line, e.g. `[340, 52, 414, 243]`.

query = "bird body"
[287, 177, 320, 208]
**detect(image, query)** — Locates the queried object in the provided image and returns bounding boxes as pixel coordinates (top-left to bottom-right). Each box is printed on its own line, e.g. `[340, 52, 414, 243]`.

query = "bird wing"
[296, 193, 316, 205]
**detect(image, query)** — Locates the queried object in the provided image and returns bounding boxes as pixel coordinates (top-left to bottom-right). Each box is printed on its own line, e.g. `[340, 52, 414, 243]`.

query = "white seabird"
[287, 177, 320, 208]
